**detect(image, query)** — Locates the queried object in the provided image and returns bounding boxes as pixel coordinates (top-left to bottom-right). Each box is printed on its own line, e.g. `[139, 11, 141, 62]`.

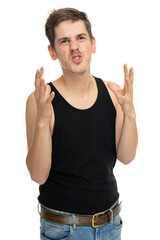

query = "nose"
[69, 39, 79, 52]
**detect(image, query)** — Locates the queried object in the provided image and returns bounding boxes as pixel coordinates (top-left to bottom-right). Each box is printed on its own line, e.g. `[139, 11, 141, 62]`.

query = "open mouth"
[71, 55, 82, 63]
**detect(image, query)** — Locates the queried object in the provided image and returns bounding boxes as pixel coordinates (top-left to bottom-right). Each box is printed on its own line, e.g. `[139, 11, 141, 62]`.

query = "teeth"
[74, 57, 80, 60]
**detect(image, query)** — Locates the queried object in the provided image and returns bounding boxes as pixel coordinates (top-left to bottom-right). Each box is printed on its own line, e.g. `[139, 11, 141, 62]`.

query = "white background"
[0, 0, 160, 239]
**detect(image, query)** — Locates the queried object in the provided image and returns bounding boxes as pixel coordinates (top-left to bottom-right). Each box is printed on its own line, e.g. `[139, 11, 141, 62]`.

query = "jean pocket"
[112, 215, 123, 230]
[40, 217, 72, 240]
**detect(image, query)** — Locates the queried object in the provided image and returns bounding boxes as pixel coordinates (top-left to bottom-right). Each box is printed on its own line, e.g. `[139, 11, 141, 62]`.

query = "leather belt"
[40, 201, 122, 228]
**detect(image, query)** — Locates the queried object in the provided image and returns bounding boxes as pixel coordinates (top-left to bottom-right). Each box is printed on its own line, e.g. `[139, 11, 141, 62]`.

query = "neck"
[60, 69, 94, 96]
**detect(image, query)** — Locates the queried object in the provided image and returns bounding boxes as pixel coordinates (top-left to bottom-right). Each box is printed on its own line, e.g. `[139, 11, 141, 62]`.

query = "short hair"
[45, 8, 93, 49]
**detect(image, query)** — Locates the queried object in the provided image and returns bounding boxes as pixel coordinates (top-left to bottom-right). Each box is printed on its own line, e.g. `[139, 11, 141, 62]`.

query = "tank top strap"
[93, 76, 108, 95]
[94, 76, 116, 112]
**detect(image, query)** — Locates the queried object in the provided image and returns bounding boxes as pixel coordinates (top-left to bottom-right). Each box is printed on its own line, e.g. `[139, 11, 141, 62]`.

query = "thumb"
[107, 82, 123, 100]
[46, 91, 55, 104]
[107, 82, 119, 96]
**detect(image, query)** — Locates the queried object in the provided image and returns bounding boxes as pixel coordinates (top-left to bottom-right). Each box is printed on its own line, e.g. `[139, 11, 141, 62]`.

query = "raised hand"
[34, 67, 55, 124]
[108, 64, 135, 117]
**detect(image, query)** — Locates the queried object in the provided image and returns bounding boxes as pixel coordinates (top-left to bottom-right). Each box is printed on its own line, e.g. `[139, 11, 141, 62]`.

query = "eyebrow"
[57, 33, 88, 44]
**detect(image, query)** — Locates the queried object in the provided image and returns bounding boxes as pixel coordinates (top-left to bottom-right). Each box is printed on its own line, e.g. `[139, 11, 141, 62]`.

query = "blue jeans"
[40, 203, 123, 240]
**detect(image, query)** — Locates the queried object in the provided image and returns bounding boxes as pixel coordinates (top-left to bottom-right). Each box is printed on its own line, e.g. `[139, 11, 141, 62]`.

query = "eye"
[78, 36, 85, 40]
[60, 39, 69, 45]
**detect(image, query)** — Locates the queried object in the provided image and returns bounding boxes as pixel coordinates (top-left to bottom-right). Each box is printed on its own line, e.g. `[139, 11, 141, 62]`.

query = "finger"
[34, 90, 38, 100]
[35, 67, 45, 98]
[46, 84, 51, 94]
[124, 64, 134, 93]
[35, 70, 41, 95]
[35, 67, 44, 87]
[39, 67, 44, 78]
[124, 82, 128, 95]
[35, 70, 40, 98]
[124, 64, 129, 83]
[39, 78, 45, 97]
[35, 70, 39, 88]
[46, 91, 55, 104]
[129, 67, 134, 84]
[126, 67, 134, 92]
[37, 67, 44, 85]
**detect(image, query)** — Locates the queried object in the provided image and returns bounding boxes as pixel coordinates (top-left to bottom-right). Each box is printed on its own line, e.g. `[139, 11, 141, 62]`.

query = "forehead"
[54, 20, 89, 39]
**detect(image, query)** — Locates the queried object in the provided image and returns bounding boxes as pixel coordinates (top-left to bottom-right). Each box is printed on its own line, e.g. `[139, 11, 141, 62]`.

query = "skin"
[26, 20, 138, 184]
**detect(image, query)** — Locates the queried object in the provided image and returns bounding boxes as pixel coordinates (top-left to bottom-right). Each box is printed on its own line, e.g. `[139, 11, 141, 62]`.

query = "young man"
[26, 8, 138, 240]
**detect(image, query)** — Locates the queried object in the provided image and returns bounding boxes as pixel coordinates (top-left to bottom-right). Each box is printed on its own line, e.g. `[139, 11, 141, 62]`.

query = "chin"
[70, 65, 90, 75]
[61, 61, 90, 75]
[71, 69, 87, 75]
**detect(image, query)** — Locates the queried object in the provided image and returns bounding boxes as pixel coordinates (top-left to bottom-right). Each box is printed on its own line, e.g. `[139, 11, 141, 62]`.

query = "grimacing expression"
[49, 20, 96, 75]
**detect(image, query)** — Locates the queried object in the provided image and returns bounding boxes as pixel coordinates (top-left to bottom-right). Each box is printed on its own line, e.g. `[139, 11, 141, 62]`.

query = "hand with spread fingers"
[108, 64, 135, 117]
[34, 67, 55, 124]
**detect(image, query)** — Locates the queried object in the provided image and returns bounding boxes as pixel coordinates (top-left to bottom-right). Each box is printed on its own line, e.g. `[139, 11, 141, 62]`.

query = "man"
[26, 8, 138, 240]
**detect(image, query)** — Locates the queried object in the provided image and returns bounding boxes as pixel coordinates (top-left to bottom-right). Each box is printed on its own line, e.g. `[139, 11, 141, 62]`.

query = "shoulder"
[26, 91, 38, 119]
[102, 80, 121, 110]
[26, 91, 35, 103]
[25, 92, 37, 149]
[26, 91, 36, 113]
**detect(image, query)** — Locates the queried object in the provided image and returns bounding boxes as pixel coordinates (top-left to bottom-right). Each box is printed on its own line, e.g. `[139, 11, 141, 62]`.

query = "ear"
[91, 37, 96, 54]
[48, 45, 57, 60]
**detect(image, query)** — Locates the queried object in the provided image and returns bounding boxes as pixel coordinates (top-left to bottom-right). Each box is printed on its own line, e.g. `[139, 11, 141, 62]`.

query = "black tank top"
[38, 76, 119, 215]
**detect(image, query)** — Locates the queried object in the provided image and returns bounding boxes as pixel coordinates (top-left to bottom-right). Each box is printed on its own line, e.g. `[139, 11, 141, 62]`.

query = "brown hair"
[45, 8, 93, 49]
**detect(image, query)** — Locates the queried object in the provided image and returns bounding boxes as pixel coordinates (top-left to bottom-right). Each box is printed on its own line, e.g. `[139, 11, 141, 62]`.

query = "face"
[48, 20, 96, 75]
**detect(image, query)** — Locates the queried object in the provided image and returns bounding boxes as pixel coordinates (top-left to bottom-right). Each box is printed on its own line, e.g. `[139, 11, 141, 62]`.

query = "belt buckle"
[92, 211, 105, 228]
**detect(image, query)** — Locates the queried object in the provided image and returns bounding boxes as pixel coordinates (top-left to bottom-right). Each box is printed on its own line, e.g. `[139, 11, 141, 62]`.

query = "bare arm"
[26, 67, 55, 184]
[108, 64, 138, 164]
[116, 111, 137, 164]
